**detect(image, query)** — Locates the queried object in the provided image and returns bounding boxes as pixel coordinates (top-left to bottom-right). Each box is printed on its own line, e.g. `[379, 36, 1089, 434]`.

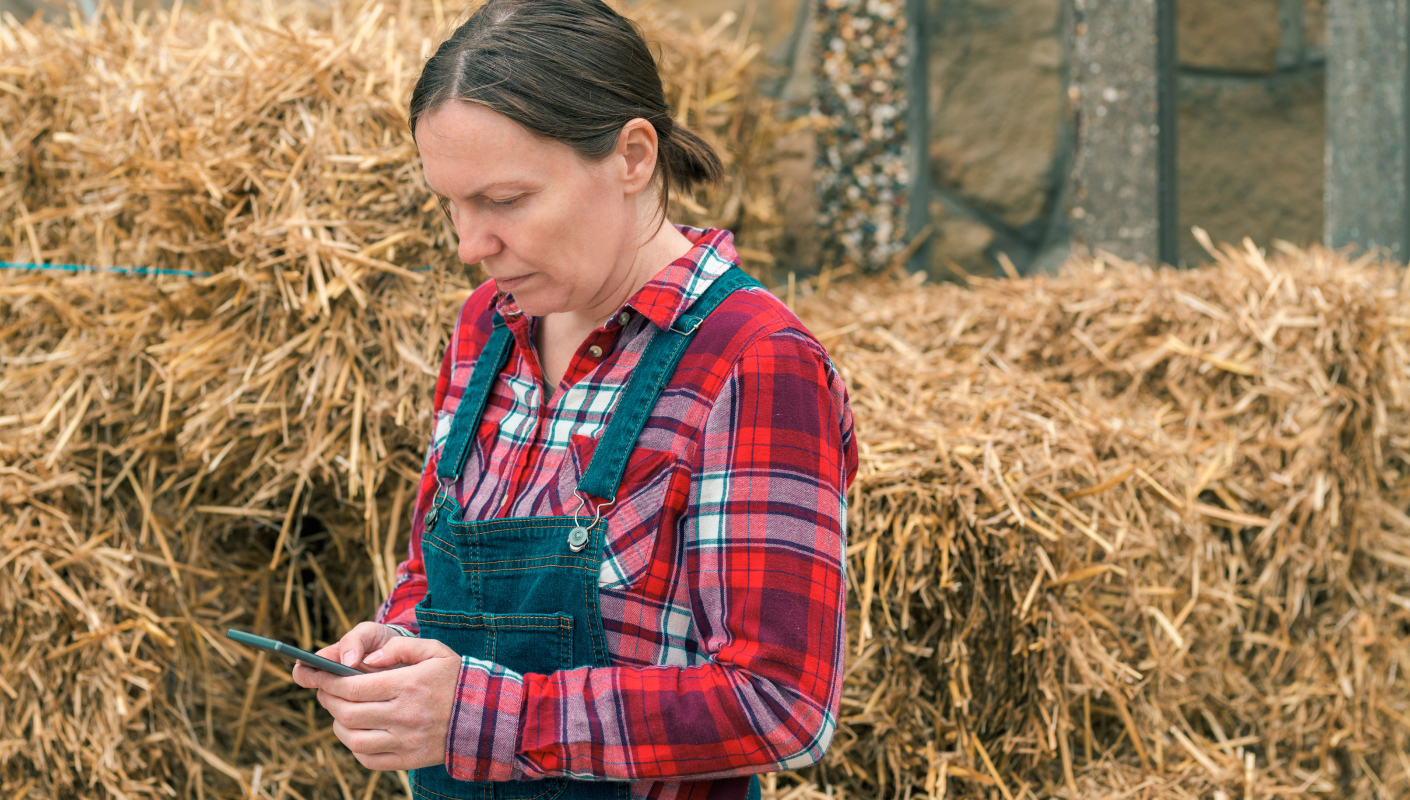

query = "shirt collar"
[492, 226, 741, 330]
[623, 226, 740, 331]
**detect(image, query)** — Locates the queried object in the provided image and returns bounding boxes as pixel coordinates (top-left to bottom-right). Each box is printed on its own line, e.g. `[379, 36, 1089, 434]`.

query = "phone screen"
[226, 629, 366, 677]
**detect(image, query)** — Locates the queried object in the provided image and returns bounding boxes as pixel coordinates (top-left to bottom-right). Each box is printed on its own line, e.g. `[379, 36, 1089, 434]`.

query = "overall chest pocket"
[416, 608, 574, 677]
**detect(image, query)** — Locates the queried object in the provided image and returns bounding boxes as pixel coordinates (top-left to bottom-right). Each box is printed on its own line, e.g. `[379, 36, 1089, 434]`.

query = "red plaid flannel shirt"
[377, 227, 857, 799]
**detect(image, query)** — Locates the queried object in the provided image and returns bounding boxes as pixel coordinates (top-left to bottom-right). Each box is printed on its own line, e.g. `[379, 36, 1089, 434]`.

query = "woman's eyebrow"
[471, 181, 524, 195]
[432, 181, 523, 200]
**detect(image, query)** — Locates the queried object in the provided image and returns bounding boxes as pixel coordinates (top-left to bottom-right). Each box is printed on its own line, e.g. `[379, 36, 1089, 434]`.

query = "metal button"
[567, 526, 590, 552]
[425, 506, 439, 530]
[616, 312, 631, 326]
[587, 345, 604, 358]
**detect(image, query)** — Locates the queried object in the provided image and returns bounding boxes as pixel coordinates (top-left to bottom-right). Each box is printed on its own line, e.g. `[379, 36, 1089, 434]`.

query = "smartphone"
[226, 628, 366, 677]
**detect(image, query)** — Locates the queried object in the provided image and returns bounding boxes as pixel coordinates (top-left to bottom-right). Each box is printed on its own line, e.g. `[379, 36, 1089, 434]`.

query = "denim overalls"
[412, 267, 765, 800]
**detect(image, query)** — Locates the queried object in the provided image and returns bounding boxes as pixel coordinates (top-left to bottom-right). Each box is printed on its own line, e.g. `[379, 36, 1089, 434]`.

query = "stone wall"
[924, 0, 1327, 272]
[1174, 0, 1326, 266]
[645, 0, 1329, 273]
[927, 0, 1066, 274]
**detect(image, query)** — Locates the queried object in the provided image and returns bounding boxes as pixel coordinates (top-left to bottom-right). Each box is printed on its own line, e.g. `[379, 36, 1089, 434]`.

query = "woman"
[292, 2, 857, 798]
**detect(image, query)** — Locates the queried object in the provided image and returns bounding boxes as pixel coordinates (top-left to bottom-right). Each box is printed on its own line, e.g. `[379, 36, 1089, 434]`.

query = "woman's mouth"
[494, 274, 531, 292]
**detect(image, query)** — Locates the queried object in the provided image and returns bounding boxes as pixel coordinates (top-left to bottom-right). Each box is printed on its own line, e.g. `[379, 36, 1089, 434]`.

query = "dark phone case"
[226, 628, 365, 677]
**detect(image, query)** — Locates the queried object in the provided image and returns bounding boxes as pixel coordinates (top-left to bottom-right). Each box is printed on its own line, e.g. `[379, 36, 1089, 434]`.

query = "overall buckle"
[568, 491, 616, 552]
[425, 482, 453, 530]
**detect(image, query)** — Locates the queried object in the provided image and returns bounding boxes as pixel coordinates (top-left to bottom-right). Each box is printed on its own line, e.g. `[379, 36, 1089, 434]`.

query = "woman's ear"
[617, 118, 659, 196]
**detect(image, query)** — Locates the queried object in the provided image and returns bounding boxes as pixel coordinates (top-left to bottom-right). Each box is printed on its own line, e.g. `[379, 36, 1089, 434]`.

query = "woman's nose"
[455, 215, 501, 266]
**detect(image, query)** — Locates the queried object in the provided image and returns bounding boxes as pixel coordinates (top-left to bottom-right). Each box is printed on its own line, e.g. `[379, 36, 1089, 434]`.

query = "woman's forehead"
[417, 103, 577, 185]
[417, 103, 537, 156]
[418, 103, 609, 197]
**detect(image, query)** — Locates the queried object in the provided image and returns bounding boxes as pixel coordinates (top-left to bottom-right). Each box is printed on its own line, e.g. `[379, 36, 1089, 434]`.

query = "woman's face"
[416, 102, 647, 318]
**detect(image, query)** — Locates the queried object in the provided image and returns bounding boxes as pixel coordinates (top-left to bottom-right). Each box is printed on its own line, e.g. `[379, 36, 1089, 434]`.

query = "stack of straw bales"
[789, 236, 1410, 799]
[4, 4, 1410, 800]
[0, 2, 796, 798]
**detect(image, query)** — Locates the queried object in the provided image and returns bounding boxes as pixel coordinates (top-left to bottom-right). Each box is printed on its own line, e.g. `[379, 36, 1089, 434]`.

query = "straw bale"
[777, 238, 1410, 798]
[0, 0, 792, 282]
[0, 2, 795, 798]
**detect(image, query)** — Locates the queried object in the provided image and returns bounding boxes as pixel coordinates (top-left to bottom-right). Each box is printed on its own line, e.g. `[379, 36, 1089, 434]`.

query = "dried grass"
[0, 0, 792, 282]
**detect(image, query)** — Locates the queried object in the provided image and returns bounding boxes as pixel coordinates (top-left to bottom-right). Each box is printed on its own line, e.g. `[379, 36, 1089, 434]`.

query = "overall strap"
[577, 267, 762, 503]
[436, 312, 514, 484]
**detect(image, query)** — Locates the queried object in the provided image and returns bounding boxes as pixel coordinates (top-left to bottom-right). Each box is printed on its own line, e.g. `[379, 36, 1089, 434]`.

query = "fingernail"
[343, 652, 357, 666]
[366, 650, 382, 663]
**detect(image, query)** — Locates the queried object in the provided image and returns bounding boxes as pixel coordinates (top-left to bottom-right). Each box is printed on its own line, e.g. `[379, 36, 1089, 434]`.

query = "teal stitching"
[466, 564, 595, 576]
[447, 516, 588, 532]
[493, 780, 568, 800]
[584, 522, 611, 665]
[423, 618, 571, 631]
[421, 612, 570, 623]
[462, 555, 595, 570]
[585, 567, 607, 665]
[422, 534, 459, 560]
[555, 622, 566, 673]
[470, 522, 483, 610]
[413, 772, 572, 800]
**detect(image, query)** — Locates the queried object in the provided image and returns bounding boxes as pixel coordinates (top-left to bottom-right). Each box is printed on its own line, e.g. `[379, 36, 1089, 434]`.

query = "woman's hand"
[295, 636, 463, 770]
[291, 622, 402, 679]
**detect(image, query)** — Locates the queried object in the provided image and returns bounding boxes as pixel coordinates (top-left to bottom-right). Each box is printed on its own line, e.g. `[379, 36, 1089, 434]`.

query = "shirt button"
[587, 345, 604, 358]
[616, 312, 631, 326]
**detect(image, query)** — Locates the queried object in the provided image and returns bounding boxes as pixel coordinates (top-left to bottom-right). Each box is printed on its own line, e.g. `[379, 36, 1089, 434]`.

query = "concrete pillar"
[1069, 0, 1177, 264]
[813, 0, 927, 272]
[1325, 0, 1410, 257]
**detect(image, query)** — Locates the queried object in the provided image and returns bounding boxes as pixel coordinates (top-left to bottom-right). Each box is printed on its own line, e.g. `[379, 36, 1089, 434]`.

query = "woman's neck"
[535, 219, 694, 397]
[566, 218, 694, 330]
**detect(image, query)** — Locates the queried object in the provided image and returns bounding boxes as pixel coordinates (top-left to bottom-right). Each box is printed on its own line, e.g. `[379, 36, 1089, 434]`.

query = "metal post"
[1325, 0, 1410, 258]
[1069, 0, 1177, 265]
[1156, 0, 1177, 265]
[1276, 0, 1307, 70]
[906, 0, 931, 274]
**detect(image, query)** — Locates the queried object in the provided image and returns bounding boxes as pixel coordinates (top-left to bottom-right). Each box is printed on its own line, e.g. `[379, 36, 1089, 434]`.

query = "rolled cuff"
[445, 656, 526, 783]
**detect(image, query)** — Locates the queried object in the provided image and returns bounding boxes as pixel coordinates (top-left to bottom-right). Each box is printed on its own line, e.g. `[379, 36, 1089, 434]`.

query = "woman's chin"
[505, 293, 558, 318]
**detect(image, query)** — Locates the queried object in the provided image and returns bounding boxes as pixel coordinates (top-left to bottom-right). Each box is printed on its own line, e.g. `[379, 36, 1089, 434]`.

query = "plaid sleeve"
[376, 282, 500, 634]
[443, 327, 855, 782]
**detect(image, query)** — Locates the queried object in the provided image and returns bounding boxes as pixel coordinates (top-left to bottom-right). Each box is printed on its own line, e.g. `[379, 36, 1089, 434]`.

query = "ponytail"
[659, 124, 725, 207]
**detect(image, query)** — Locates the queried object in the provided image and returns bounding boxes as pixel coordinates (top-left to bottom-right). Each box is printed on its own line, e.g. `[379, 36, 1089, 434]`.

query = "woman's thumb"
[369, 635, 448, 666]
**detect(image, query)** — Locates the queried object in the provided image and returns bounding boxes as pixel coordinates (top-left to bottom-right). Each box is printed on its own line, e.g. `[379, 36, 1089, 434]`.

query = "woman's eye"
[490, 197, 518, 207]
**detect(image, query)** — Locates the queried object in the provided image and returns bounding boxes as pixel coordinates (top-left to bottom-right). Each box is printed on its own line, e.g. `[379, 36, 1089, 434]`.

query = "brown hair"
[409, 0, 724, 216]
